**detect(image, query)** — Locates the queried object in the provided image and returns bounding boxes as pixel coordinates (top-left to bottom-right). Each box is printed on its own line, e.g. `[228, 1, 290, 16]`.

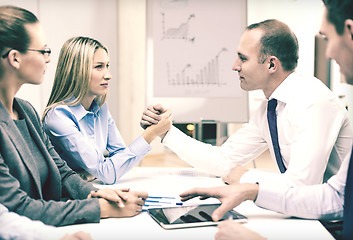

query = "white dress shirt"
[0, 204, 65, 240]
[163, 72, 353, 187]
[255, 147, 352, 220]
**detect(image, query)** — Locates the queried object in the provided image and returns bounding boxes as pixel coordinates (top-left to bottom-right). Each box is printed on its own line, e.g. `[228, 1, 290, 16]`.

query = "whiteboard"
[146, 0, 249, 123]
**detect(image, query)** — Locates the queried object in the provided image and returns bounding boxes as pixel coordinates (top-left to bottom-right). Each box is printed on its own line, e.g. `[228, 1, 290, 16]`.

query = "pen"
[144, 204, 163, 207]
[145, 199, 171, 204]
[144, 203, 183, 207]
[147, 196, 176, 199]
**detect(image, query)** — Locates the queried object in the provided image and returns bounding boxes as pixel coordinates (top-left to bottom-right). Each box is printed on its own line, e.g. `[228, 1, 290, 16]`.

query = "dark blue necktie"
[267, 99, 286, 173]
[343, 146, 353, 240]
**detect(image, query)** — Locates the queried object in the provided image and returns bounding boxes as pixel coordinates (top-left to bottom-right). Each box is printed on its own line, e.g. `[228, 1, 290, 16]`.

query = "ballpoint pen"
[144, 204, 163, 207]
[147, 196, 176, 199]
[145, 199, 171, 204]
[144, 202, 183, 207]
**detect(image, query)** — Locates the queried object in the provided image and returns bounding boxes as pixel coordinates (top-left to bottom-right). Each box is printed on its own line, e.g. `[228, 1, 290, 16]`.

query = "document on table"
[144, 196, 185, 210]
[132, 167, 219, 178]
[143, 195, 220, 211]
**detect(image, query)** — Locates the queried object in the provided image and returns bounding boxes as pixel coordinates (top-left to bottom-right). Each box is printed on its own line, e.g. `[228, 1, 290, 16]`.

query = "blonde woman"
[43, 36, 171, 184]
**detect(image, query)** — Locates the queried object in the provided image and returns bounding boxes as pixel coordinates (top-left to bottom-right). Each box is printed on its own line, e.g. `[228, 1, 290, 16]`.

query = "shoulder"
[43, 104, 78, 130]
[46, 104, 76, 120]
[15, 98, 36, 113]
[288, 74, 342, 108]
[0, 204, 8, 215]
[287, 73, 327, 95]
[14, 98, 42, 125]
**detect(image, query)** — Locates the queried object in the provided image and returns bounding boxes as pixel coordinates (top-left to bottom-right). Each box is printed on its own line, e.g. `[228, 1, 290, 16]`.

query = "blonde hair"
[43, 36, 108, 120]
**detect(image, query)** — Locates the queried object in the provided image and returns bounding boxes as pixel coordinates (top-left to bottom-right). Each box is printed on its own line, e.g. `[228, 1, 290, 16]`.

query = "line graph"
[167, 48, 228, 87]
[148, 0, 248, 122]
[161, 12, 195, 42]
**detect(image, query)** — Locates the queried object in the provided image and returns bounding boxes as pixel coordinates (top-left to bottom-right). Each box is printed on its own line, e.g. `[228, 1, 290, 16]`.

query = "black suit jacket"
[0, 98, 100, 226]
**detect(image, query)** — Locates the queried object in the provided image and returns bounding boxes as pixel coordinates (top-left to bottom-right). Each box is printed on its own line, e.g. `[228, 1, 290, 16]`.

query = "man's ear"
[268, 56, 278, 73]
[345, 19, 353, 40]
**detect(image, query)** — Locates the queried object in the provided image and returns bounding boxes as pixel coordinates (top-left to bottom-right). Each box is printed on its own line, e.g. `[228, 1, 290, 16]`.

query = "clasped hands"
[88, 188, 148, 218]
[140, 104, 172, 142]
[141, 104, 171, 128]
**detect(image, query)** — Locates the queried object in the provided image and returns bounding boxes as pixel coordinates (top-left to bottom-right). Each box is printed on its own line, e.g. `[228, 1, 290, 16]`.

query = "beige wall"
[115, 0, 147, 146]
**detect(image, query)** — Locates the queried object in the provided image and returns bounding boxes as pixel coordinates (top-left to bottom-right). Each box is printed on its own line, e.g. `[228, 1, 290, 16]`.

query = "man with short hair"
[141, 19, 352, 191]
[180, 0, 353, 239]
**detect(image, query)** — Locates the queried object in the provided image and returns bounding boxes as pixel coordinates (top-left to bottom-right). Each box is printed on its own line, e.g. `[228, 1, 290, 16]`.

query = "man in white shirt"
[179, 0, 353, 239]
[141, 19, 352, 189]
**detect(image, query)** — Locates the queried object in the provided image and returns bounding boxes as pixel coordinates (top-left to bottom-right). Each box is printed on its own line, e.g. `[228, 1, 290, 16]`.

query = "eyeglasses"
[1, 47, 51, 58]
[27, 48, 51, 56]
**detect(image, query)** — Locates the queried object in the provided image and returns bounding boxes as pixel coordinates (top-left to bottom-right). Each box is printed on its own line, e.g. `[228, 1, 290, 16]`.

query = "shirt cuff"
[162, 126, 184, 151]
[239, 169, 269, 184]
[129, 135, 152, 158]
[255, 179, 287, 212]
[240, 169, 288, 185]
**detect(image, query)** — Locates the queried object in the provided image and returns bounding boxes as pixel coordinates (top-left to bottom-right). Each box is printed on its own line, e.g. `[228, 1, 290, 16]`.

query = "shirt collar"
[69, 99, 100, 121]
[269, 72, 296, 104]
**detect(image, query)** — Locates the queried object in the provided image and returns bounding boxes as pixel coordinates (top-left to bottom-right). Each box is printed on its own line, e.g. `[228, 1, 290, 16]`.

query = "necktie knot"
[268, 99, 278, 112]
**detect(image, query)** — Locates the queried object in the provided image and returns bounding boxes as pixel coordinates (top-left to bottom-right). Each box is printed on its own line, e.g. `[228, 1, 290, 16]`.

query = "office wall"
[2, 0, 350, 153]
[115, 0, 147, 148]
[0, 0, 120, 127]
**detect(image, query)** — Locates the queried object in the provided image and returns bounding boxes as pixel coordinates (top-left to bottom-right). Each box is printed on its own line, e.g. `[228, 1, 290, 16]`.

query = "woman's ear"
[7, 50, 21, 69]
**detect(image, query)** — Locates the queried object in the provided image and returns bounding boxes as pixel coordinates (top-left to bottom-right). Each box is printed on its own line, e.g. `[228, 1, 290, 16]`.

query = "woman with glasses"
[42, 36, 171, 184]
[0, 5, 150, 228]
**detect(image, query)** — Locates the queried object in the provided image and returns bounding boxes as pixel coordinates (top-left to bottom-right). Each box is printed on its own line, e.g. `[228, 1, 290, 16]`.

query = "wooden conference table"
[58, 167, 334, 240]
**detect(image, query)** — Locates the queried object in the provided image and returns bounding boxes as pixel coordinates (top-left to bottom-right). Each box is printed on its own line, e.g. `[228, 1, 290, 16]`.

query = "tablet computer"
[147, 203, 247, 229]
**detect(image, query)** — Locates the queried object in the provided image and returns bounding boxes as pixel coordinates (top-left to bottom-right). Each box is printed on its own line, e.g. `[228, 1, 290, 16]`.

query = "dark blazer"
[0, 98, 100, 226]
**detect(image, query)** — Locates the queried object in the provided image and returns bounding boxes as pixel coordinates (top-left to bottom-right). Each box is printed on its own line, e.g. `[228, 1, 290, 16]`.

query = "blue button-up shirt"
[43, 101, 151, 184]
